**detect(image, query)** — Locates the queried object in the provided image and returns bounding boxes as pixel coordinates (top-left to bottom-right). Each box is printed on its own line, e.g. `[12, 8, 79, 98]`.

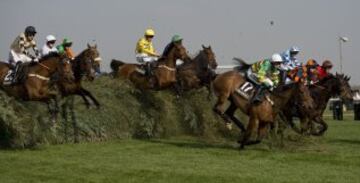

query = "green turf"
[0, 120, 359, 183]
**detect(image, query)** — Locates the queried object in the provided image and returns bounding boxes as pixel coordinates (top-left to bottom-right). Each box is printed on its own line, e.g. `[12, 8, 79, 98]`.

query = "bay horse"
[176, 45, 218, 98]
[213, 60, 314, 149]
[57, 44, 102, 108]
[281, 73, 353, 136]
[57, 44, 102, 142]
[0, 52, 73, 122]
[111, 42, 189, 90]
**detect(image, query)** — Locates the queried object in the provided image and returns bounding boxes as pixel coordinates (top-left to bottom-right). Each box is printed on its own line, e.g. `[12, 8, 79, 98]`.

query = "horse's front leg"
[206, 83, 213, 100]
[173, 79, 184, 98]
[61, 97, 70, 142]
[80, 87, 100, 109]
[47, 92, 59, 123]
[311, 116, 328, 136]
[68, 96, 79, 143]
[76, 89, 91, 109]
[240, 116, 259, 149]
[224, 101, 245, 132]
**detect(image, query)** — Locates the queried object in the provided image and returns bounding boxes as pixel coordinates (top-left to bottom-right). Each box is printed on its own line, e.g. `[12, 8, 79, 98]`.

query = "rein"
[158, 65, 176, 72]
[312, 84, 326, 90]
[38, 62, 50, 70]
[28, 74, 50, 81]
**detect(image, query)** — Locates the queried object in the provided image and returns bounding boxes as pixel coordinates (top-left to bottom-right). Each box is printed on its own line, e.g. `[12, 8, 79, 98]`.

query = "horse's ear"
[208, 45, 212, 50]
[346, 76, 351, 81]
[94, 44, 97, 49]
[87, 43, 91, 49]
[202, 44, 206, 49]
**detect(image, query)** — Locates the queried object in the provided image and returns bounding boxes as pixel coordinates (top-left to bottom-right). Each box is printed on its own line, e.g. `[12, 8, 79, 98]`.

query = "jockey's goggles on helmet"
[47, 40, 56, 44]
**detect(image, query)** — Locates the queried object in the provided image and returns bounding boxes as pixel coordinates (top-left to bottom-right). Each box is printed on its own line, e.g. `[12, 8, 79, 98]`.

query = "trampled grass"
[0, 120, 360, 183]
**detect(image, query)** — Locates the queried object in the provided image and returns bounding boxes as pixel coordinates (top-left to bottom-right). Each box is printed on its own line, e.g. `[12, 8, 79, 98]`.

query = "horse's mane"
[319, 74, 335, 84]
[74, 48, 90, 61]
[39, 52, 61, 62]
[274, 83, 297, 93]
[157, 45, 178, 65]
[308, 74, 340, 100]
[156, 56, 167, 65]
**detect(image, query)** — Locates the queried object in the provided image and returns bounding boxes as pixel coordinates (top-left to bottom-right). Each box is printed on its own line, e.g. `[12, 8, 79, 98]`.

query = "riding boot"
[251, 86, 265, 104]
[145, 62, 152, 76]
[12, 62, 23, 84]
[281, 71, 288, 85]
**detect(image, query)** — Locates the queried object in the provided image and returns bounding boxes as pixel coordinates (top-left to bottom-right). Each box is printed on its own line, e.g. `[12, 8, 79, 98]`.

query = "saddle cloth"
[235, 81, 256, 100]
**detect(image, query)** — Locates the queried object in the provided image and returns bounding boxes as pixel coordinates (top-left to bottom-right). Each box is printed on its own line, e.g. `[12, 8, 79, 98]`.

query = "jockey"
[41, 35, 58, 57]
[162, 35, 189, 65]
[135, 28, 160, 75]
[287, 59, 319, 85]
[281, 46, 301, 70]
[162, 35, 182, 57]
[9, 26, 40, 84]
[316, 60, 333, 81]
[57, 38, 75, 60]
[247, 53, 283, 103]
[280, 46, 301, 84]
[305, 59, 319, 84]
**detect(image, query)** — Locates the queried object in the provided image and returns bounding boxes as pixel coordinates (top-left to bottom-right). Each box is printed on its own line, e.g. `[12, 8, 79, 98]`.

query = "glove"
[34, 49, 40, 57]
[264, 82, 273, 89]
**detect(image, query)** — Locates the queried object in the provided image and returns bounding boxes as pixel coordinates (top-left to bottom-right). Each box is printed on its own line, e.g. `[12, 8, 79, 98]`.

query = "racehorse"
[57, 44, 102, 108]
[281, 73, 353, 136]
[0, 52, 73, 122]
[57, 44, 102, 142]
[212, 59, 314, 149]
[176, 45, 218, 98]
[110, 42, 189, 90]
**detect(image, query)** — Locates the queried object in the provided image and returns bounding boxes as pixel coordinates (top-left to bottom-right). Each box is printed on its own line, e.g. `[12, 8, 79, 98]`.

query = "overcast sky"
[0, 0, 359, 84]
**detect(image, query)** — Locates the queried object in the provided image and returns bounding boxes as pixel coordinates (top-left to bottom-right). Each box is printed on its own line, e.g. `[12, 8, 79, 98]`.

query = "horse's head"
[39, 52, 74, 81]
[79, 44, 102, 81]
[173, 42, 190, 62]
[201, 45, 218, 70]
[335, 73, 353, 101]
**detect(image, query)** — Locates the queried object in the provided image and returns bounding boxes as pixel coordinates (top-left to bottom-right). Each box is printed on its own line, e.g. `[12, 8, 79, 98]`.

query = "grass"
[0, 119, 360, 183]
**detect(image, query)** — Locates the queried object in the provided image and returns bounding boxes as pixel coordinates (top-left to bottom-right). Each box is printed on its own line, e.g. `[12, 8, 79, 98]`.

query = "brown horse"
[282, 73, 353, 136]
[176, 45, 218, 98]
[0, 52, 73, 122]
[57, 44, 102, 143]
[213, 61, 313, 149]
[57, 44, 102, 108]
[111, 42, 189, 90]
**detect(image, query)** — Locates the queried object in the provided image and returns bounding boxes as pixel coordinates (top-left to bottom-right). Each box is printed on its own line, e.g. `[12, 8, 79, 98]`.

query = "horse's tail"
[233, 57, 251, 72]
[110, 59, 125, 73]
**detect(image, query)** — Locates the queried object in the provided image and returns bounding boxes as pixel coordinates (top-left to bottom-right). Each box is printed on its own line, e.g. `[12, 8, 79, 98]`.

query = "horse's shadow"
[329, 139, 360, 145]
[147, 139, 237, 151]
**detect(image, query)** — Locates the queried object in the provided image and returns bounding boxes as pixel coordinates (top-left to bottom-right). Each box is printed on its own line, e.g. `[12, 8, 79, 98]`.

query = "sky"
[0, 0, 359, 84]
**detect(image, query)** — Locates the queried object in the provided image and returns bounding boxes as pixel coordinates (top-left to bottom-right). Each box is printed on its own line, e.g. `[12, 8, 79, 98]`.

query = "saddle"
[135, 62, 158, 76]
[235, 69, 273, 104]
[3, 62, 35, 85]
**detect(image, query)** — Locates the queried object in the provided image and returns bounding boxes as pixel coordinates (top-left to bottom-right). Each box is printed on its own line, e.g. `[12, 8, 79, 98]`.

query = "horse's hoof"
[225, 123, 233, 130]
[239, 144, 245, 150]
[51, 118, 57, 124]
